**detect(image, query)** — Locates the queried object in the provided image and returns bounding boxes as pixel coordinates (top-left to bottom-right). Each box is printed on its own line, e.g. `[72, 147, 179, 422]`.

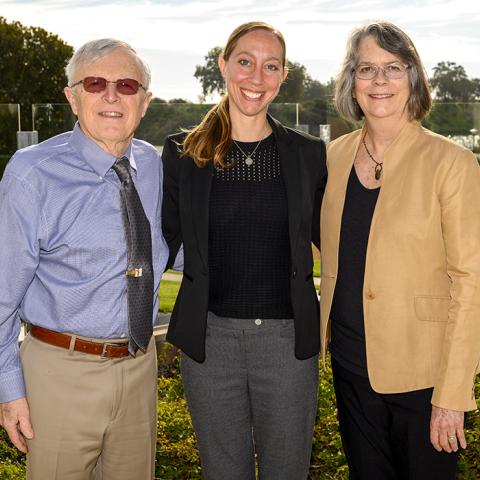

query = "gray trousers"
[181, 312, 319, 480]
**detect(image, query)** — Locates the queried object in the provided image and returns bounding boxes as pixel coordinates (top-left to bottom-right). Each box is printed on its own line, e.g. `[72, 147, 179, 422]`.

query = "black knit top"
[208, 133, 293, 319]
[330, 166, 380, 376]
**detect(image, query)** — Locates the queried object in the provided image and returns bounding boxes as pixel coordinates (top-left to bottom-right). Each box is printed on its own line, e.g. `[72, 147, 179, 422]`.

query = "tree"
[0, 16, 73, 131]
[423, 102, 474, 136]
[168, 98, 190, 104]
[194, 46, 224, 98]
[430, 61, 475, 102]
[304, 77, 335, 101]
[273, 61, 308, 103]
[471, 78, 480, 101]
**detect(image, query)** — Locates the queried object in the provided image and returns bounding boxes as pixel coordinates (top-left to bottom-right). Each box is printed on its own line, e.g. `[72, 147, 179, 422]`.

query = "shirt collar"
[68, 122, 135, 177]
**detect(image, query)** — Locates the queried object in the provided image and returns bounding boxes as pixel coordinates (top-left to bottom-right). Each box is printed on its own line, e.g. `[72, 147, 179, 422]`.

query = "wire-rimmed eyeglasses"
[354, 63, 410, 80]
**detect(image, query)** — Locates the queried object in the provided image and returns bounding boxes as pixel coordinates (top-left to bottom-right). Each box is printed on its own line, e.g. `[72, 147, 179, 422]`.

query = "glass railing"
[1, 101, 479, 155]
[32, 103, 77, 143]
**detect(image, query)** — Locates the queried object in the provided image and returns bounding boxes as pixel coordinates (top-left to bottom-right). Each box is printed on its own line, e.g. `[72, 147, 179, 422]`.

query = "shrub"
[1, 351, 479, 479]
[457, 378, 480, 478]
[156, 367, 202, 479]
[0, 429, 26, 479]
[310, 359, 348, 479]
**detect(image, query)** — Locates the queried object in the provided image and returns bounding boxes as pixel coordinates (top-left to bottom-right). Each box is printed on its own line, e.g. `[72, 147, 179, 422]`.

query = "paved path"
[162, 272, 183, 282]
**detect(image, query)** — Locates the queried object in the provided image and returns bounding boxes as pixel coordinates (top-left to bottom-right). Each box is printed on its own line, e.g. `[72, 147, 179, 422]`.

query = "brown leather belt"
[30, 325, 130, 359]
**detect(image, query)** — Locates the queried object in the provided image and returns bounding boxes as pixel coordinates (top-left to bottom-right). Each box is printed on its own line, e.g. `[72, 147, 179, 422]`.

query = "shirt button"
[255, 319, 262, 326]
[366, 290, 376, 300]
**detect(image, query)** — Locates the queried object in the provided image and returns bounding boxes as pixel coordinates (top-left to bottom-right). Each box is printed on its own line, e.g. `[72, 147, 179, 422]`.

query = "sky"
[1, 0, 479, 101]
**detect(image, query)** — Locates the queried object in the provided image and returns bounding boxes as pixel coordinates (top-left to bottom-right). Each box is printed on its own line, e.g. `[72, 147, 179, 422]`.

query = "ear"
[64, 87, 79, 116]
[141, 91, 153, 118]
[282, 65, 289, 83]
[218, 53, 227, 79]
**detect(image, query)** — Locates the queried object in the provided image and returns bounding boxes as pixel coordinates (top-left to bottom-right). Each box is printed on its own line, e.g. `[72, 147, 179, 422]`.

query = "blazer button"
[292, 269, 297, 279]
[366, 290, 376, 300]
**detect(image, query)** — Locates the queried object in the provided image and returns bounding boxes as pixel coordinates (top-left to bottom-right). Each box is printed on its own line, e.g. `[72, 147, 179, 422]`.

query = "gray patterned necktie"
[112, 156, 153, 353]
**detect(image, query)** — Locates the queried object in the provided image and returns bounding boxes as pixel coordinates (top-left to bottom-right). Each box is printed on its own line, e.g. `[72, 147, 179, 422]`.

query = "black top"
[208, 134, 293, 319]
[330, 166, 380, 376]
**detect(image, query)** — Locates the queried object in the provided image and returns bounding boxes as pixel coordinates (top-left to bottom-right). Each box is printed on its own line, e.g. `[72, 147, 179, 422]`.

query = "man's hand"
[430, 405, 466, 453]
[0, 397, 34, 453]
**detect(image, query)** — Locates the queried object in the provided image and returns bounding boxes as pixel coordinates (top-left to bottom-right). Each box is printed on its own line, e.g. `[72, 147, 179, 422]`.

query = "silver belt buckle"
[100, 341, 122, 358]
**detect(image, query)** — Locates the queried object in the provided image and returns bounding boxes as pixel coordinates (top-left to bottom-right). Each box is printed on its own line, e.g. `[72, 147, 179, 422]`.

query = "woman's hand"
[430, 405, 466, 452]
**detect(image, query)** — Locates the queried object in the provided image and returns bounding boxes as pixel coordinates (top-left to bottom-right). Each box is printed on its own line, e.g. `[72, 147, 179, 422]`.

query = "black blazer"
[162, 115, 327, 362]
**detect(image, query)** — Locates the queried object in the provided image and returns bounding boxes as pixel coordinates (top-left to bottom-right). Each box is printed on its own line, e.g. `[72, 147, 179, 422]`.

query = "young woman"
[162, 21, 327, 480]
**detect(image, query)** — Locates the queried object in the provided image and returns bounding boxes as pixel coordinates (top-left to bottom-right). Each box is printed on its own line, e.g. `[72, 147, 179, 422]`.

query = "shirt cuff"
[0, 368, 26, 403]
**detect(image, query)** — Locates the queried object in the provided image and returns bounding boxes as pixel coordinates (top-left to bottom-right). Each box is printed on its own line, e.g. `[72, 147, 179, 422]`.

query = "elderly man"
[0, 39, 167, 479]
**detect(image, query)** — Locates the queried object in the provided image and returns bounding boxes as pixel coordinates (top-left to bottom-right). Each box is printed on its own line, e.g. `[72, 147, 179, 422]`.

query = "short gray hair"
[334, 21, 431, 122]
[66, 38, 151, 89]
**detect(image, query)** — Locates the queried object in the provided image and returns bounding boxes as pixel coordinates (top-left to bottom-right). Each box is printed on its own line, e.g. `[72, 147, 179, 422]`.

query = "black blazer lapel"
[268, 115, 302, 257]
[190, 160, 213, 273]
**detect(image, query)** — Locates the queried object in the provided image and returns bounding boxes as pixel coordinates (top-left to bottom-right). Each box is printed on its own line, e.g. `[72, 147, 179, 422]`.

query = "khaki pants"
[20, 333, 157, 480]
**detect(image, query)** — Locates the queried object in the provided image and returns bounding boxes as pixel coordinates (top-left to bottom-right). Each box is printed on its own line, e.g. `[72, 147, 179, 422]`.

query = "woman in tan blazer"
[320, 21, 480, 479]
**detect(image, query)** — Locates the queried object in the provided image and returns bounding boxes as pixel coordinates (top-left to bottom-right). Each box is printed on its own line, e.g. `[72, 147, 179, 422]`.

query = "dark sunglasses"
[69, 76, 145, 95]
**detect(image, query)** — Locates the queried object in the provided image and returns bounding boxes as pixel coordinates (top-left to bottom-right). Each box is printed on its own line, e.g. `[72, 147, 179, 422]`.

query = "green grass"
[313, 258, 321, 278]
[164, 269, 182, 276]
[159, 279, 181, 313]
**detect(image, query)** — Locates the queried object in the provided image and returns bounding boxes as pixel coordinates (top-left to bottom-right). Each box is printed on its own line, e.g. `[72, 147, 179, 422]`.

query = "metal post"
[296, 103, 299, 125]
[32, 104, 36, 132]
[470, 128, 478, 151]
[17, 103, 39, 150]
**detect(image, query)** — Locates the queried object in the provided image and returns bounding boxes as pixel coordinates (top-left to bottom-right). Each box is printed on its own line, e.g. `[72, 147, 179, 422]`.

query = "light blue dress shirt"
[0, 123, 169, 403]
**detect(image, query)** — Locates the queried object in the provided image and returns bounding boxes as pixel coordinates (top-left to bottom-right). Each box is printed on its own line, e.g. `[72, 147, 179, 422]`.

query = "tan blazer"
[320, 121, 480, 411]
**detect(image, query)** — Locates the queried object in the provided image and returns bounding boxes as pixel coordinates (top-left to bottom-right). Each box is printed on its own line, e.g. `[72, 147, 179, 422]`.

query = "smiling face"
[354, 36, 411, 127]
[218, 29, 288, 122]
[64, 47, 152, 157]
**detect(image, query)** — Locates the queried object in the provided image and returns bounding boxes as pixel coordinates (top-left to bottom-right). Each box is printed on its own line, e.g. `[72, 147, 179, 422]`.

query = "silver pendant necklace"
[362, 133, 383, 180]
[233, 138, 264, 166]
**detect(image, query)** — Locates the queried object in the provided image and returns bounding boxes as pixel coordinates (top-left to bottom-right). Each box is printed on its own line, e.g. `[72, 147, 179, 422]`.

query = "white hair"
[66, 38, 151, 89]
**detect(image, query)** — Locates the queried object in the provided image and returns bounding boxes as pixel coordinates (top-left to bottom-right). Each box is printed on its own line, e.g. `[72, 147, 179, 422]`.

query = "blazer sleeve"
[161, 137, 183, 270]
[431, 150, 480, 411]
